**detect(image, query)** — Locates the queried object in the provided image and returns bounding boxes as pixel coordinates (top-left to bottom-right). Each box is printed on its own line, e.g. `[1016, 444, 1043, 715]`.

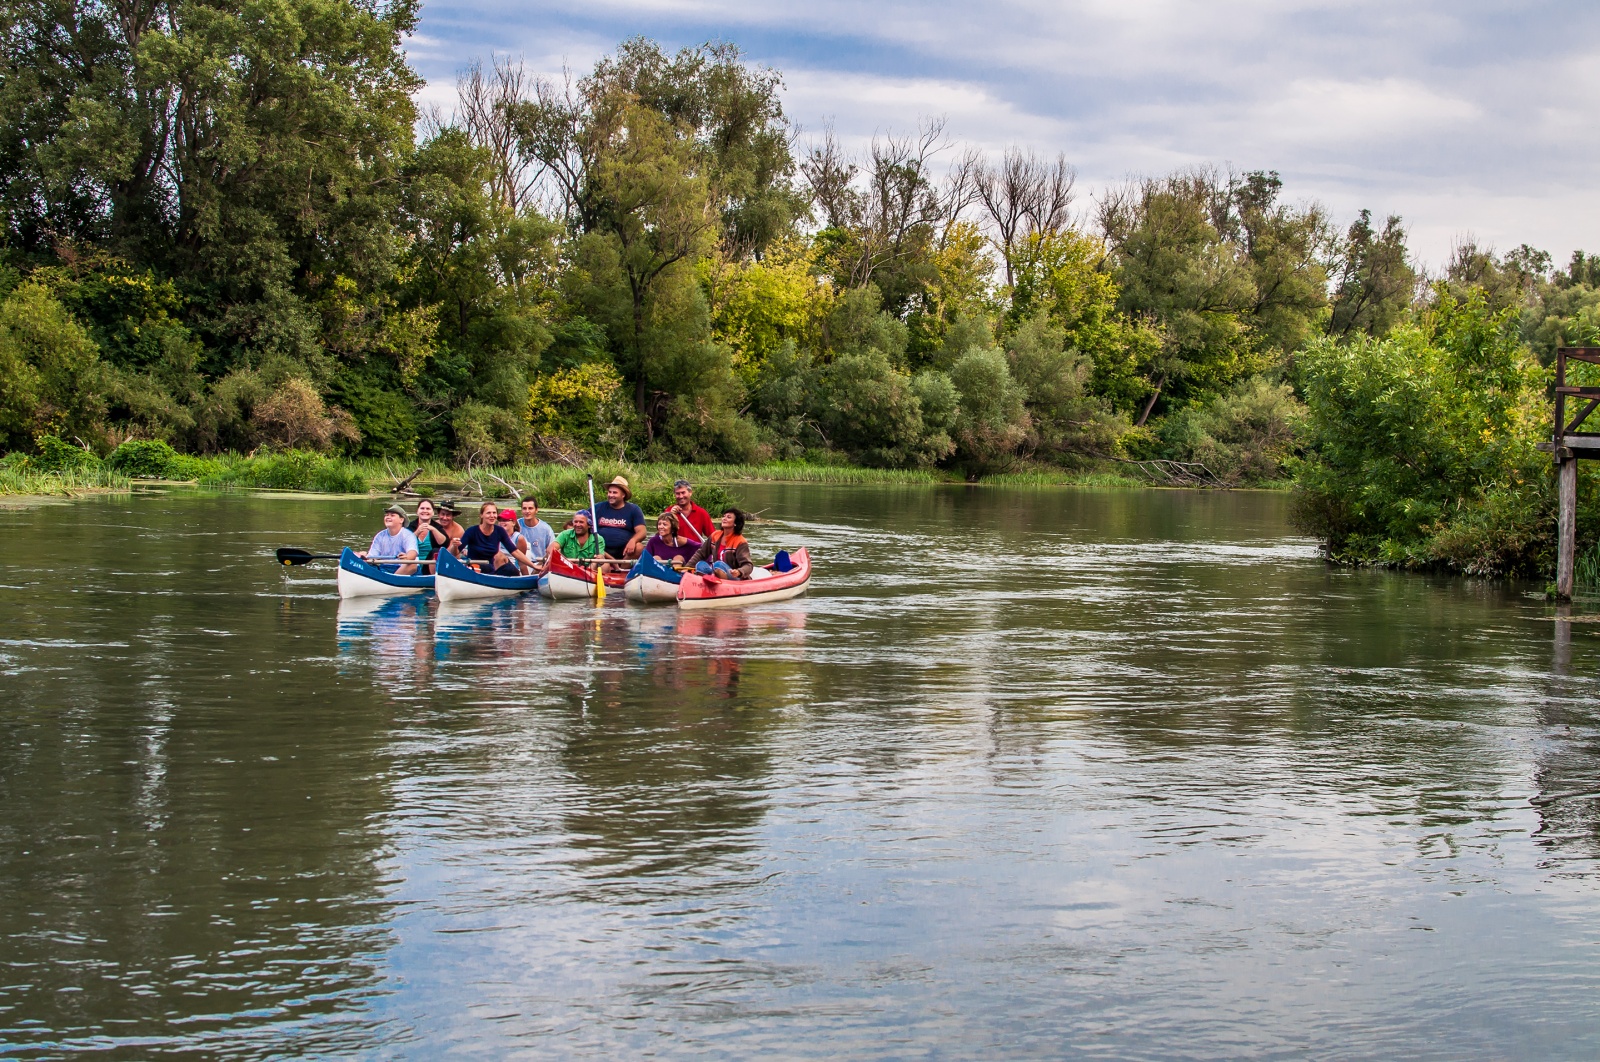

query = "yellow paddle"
[586, 474, 605, 603]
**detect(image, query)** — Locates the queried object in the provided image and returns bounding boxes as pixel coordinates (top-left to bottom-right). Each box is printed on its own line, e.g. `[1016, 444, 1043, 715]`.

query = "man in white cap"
[584, 475, 648, 560]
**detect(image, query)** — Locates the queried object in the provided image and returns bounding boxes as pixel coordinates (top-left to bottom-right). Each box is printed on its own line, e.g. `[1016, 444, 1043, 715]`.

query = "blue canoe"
[624, 551, 683, 603]
[434, 546, 542, 602]
[337, 547, 433, 599]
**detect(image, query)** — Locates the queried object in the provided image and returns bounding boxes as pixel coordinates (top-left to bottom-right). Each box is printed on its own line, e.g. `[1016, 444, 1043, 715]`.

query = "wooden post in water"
[1558, 453, 1577, 599]
[1545, 347, 1600, 600]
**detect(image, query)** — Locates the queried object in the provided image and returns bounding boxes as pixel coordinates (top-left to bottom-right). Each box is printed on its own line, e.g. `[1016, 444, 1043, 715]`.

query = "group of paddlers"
[357, 477, 755, 581]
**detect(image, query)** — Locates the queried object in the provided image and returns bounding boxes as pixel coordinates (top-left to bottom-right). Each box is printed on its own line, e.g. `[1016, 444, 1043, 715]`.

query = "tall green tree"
[1, 0, 422, 372]
[1326, 210, 1416, 340]
[1098, 173, 1257, 423]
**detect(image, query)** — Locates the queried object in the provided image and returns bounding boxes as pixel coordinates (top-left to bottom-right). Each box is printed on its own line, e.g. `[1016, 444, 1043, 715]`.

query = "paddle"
[586, 474, 605, 603]
[276, 547, 338, 565]
[274, 547, 433, 568]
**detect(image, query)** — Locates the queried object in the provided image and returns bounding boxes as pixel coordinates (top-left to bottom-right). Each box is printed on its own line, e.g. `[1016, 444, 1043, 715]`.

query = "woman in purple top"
[645, 512, 697, 567]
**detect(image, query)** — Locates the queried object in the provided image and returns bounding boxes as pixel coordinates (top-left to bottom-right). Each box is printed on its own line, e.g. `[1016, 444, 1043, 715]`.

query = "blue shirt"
[367, 527, 418, 561]
[518, 518, 555, 560]
[582, 501, 646, 556]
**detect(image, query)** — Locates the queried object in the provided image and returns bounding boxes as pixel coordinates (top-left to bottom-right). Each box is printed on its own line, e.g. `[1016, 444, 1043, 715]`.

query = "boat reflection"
[335, 594, 436, 689]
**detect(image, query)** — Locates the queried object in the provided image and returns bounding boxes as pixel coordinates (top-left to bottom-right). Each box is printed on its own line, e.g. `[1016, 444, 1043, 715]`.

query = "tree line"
[3, 7, 1598, 572]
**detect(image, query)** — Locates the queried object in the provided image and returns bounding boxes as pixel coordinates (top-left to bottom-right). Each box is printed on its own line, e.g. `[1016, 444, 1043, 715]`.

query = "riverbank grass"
[4, 437, 1166, 501]
[0, 464, 131, 496]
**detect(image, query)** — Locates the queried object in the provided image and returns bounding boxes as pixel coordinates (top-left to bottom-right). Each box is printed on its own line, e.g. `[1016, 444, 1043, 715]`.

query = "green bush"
[0, 284, 109, 452]
[817, 349, 954, 468]
[107, 438, 182, 477]
[34, 435, 102, 472]
[1161, 377, 1305, 484]
[1291, 288, 1566, 575]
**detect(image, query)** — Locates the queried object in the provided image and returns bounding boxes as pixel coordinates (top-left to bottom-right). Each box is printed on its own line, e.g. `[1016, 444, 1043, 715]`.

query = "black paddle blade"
[275, 547, 321, 566]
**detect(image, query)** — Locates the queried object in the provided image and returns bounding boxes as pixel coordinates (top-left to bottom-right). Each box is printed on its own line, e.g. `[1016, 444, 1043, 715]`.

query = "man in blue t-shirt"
[582, 476, 647, 559]
[516, 495, 555, 574]
[360, 504, 420, 575]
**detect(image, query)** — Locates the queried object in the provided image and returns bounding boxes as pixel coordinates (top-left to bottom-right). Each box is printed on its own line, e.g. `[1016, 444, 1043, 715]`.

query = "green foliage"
[1328, 211, 1416, 340]
[0, 283, 109, 451]
[816, 349, 953, 468]
[1099, 174, 1259, 413]
[1160, 378, 1305, 484]
[1577, 537, 1600, 590]
[107, 439, 183, 478]
[1292, 289, 1557, 575]
[198, 451, 371, 493]
[1003, 314, 1127, 458]
[1010, 231, 1151, 412]
[33, 435, 102, 472]
[948, 347, 1029, 474]
[327, 373, 420, 458]
[745, 340, 821, 458]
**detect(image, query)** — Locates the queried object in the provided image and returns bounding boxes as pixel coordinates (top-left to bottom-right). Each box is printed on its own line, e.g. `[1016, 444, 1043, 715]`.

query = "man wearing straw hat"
[582, 475, 648, 560]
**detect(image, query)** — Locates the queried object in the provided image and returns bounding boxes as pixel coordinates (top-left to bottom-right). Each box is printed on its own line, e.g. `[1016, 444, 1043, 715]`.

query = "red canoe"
[676, 548, 811, 610]
[539, 553, 626, 601]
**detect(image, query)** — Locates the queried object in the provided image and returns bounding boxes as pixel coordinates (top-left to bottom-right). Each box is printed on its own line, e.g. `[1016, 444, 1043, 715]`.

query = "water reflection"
[1, 596, 400, 1051]
[5, 487, 1600, 1058]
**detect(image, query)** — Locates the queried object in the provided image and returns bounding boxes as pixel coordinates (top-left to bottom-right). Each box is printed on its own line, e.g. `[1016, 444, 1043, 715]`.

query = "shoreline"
[0, 452, 1297, 501]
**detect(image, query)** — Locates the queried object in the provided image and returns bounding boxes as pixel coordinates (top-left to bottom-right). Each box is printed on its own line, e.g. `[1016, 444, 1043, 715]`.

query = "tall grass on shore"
[0, 463, 130, 496]
[1578, 540, 1600, 591]
[5, 437, 1169, 501]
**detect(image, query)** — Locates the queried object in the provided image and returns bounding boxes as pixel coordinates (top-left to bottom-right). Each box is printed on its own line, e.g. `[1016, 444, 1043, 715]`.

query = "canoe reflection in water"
[334, 593, 809, 720]
[336, 594, 437, 689]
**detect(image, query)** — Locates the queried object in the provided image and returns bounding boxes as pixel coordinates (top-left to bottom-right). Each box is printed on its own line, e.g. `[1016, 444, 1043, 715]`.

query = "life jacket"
[708, 530, 747, 566]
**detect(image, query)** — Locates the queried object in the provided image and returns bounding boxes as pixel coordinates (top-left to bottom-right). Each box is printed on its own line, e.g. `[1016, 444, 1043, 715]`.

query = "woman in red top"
[689, 508, 753, 579]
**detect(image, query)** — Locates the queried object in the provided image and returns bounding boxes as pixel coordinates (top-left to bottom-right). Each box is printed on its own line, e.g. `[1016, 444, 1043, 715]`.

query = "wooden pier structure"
[1544, 347, 1600, 599]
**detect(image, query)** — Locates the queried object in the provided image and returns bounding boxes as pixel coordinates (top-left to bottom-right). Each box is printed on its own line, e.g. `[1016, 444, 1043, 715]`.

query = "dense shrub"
[107, 439, 182, 477]
[199, 450, 370, 493]
[1161, 378, 1305, 484]
[33, 434, 102, 472]
[816, 350, 954, 468]
[1291, 289, 1570, 575]
[0, 284, 109, 451]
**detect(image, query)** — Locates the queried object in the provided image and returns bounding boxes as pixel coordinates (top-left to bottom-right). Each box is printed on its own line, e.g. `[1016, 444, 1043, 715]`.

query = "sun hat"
[606, 475, 632, 500]
[384, 504, 406, 516]
[437, 499, 460, 514]
[498, 508, 516, 521]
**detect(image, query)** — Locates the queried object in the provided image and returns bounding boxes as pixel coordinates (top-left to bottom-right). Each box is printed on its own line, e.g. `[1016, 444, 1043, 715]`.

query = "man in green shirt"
[550, 510, 604, 563]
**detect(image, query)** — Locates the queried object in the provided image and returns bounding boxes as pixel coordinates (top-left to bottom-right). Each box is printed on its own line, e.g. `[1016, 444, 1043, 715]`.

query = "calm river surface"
[2, 484, 1598, 1059]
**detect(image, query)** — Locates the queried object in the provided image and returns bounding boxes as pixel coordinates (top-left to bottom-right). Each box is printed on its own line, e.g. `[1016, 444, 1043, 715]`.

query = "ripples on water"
[2, 485, 1599, 1059]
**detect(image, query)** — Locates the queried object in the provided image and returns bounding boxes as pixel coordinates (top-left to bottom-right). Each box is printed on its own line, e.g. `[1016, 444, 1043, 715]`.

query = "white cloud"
[408, 0, 1600, 266]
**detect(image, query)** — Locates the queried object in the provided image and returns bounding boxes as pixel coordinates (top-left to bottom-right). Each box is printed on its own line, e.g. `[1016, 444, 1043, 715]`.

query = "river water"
[1, 484, 1598, 1059]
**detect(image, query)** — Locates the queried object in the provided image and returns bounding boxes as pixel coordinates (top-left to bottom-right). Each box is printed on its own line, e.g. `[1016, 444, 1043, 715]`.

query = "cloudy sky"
[406, 0, 1600, 269]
